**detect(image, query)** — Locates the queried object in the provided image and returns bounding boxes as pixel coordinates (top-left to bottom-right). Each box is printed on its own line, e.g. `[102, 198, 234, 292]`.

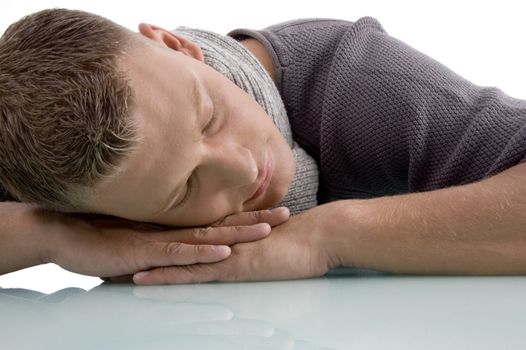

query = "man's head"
[0, 8, 137, 212]
[0, 9, 295, 226]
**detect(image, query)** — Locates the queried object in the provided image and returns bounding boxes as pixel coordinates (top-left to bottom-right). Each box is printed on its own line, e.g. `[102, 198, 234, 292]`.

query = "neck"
[237, 38, 276, 84]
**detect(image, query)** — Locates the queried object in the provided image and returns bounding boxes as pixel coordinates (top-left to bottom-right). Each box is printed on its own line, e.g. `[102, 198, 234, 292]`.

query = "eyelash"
[202, 105, 216, 134]
[177, 176, 193, 207]
[177, 107, 217, 208]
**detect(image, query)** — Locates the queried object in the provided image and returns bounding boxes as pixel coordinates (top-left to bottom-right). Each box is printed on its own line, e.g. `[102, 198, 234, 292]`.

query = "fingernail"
[214, 245, 231, 255]
[252, 222, 270, 230]
[272, 206, 289, 215]
[134, 271, 150, 280]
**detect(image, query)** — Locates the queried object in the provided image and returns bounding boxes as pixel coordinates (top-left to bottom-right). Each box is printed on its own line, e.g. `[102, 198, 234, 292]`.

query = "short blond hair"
[0, 8, 140, 213]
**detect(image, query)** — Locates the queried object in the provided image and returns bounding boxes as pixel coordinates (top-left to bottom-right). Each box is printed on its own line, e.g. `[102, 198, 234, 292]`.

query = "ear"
[138, 23, 204, 62]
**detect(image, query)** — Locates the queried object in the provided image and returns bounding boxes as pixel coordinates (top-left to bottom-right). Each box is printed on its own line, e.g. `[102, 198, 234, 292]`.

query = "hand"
[131, 203, 337, 284]
[33, 206, 290, 280]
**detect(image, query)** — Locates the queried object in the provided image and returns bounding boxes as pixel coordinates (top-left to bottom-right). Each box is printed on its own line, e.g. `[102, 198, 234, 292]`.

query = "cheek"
[158, 198, 234, 227]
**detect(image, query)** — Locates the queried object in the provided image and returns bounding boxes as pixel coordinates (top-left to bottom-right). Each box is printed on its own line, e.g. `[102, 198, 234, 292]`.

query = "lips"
[248, 151, 273, 202]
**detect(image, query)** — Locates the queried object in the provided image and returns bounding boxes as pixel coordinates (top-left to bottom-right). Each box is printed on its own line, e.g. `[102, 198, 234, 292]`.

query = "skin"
[88, 23, 295, 227]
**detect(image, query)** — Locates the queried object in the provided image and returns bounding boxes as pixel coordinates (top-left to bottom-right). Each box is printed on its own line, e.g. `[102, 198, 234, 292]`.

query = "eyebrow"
[158, 76, 202, 214]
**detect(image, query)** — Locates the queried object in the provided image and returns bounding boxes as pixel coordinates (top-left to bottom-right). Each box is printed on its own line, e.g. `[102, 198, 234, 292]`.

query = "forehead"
[122, 41, 194, 97]
[90, 44, 201, 216]
[120, 41, 201, 129]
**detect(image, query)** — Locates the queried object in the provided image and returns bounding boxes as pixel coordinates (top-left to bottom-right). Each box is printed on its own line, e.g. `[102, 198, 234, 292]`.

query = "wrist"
[324, 196, 428, 273]
[0, 202, 54, 274]
[22, 205, 66, 265]
[314, 199, 370, 269]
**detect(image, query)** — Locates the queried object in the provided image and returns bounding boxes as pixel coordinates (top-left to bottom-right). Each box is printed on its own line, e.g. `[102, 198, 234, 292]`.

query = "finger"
[133, 264, 220, 285]
[149, 222, 271, 245]
[214, 207, 290, 228]
[139, 242, 232, 269]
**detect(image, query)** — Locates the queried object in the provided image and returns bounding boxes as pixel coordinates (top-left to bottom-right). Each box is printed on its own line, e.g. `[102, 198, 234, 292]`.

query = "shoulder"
[228, 18, 356, 46]
[262, 17, 354, 32]
[228, 17, 384, 63]
[227, 18, 361, 88]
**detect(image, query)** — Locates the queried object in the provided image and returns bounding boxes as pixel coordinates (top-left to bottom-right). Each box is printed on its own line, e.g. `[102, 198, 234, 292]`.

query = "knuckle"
[211, 216, 227, 227]
[193, 244, 208, 256]
[249, 210, 263, 221]
[164, 242, 185, 255]
[123, 237, 149, 270]
[129, 250, 147, 271]
[193, 226, 212, 240]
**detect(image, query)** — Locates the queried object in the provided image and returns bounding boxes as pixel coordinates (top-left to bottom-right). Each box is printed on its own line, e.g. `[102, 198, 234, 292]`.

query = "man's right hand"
[29, 206, 289, 280]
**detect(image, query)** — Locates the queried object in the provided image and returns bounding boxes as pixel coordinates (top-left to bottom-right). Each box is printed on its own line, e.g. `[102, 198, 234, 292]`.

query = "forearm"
[328, 163, 526, 275]
[0, 202, 49, 275]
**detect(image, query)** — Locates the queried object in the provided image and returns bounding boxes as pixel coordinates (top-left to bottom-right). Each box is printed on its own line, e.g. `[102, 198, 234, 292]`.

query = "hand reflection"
[0, 278, 333, 350]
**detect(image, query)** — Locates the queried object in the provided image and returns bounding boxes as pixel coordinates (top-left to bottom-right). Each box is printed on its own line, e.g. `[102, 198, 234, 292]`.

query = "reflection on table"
[1, 269, 526, 349]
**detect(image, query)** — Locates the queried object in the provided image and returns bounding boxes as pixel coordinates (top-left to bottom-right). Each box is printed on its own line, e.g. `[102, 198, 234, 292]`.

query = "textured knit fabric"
[228, 17, 526, 203]
[172, 27, 319, 214]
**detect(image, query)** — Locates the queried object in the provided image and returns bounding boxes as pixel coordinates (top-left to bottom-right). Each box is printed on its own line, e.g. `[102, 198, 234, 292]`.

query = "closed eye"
[173, 104, 217, 210]
[202, 104, 216, 135]
[176, 175, 193, 208]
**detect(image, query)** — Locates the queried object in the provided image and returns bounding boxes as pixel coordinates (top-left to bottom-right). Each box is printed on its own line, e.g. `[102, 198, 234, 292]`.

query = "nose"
[204, 141, 258, 188]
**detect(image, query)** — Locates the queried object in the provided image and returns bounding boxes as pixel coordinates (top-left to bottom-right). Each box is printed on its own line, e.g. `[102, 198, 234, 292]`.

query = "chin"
[263, 193, 283, 210]
[266, 174, 293, 209]
[254, 143, 295, 211]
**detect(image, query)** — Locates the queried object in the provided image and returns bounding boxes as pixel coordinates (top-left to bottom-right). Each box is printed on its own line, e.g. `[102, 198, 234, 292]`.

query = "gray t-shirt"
[228, 17, 526, 203]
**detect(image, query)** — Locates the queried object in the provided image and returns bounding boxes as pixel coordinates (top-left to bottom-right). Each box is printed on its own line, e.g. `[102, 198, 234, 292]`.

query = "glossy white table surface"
[1, 265, 525, 350]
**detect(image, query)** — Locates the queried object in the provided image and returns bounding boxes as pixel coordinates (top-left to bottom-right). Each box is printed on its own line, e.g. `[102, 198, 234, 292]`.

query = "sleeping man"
[1, 9, 526, 284]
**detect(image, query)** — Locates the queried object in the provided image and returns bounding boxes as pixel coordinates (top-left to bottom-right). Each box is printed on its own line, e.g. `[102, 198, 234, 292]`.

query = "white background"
[1, 0, 525, 293]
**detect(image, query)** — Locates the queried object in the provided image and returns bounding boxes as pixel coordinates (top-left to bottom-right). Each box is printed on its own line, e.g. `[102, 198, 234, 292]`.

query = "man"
[1, 9, 526, 284]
